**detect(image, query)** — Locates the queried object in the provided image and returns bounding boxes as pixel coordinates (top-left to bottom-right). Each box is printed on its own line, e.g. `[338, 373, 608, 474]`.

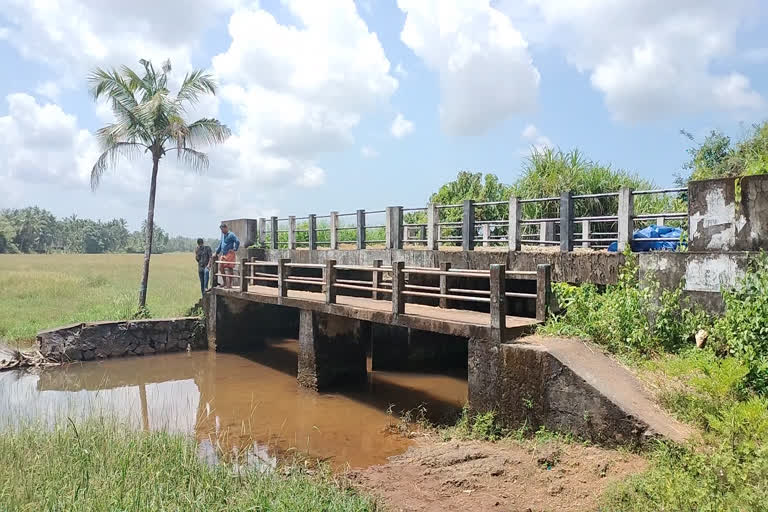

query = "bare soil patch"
[348, 436, 646, 512]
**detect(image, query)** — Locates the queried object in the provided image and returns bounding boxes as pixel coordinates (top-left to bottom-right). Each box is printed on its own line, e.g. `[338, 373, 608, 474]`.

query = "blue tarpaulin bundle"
[608, 224, 683, 252]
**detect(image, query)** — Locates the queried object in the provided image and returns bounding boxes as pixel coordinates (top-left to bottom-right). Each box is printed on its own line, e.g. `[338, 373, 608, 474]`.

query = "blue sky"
[1, 0, 767, 237]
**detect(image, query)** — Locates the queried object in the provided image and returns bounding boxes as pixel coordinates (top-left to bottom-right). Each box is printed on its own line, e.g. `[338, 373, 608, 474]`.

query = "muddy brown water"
[0, 339, 467, 468]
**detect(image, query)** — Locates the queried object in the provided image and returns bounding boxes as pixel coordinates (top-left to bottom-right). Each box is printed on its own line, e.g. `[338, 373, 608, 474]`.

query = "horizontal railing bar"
[247, 276, 278, 282]
[505, 292, 537, 299]
[435, 204, 462, 209]
[365, 225, 386, 229]
[521, 240, 560, 245]
[633, 187, 686, 195]
[336, 278, 373, 286]
[474, 201, 507, 206]
[284, 263, 325, 268]
[449, 288, 489, 295]
[285, 277, 323, 285]
[366, 239, 386, 243]
[366, 209, 386, 214]
[633, 213, 687, 220]
[581, 238, 618, 242]
[518, 197, 559, 203]
[245, 261, 278, 266]
[632, 238, 686, 242]
[402, 207, 427, 212]
[437, 221, 463, 226]
[404, 269, 490, 278]
[214, 261, 239, 266]
[573, 215, 618, 222]
[334, 283, 392, 294]
[403, 223, 427, 227]
[572, 192, 619, 199]
[251, 271, 277, 278]
[402, 290, 491, 303]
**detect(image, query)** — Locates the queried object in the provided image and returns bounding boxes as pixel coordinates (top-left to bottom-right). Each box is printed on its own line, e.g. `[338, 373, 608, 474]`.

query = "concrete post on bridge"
[258, 218, 266, 248]
[617, 187, 634, 252]
[297, 310, 370, 390]
[489, 264, 507, 342]
[427, 203, 439, 251]
[508, 196, 521, 251]
[560, 191, 574, 252]
[308, 214, 317, 250]
[356, 209, 366, 250]
[288, 216, 297, 250]
[324, 259, 337, 304]
[536, 264, 552, 322]
[329, 211, 339, 250]
[371, 259, 382, 301]
[270, 216, 279, 250]
[539, 221, 554, 247]
[462, 200, 476, 251]
[392, 261, 405, 315]
[385, 206, 403, 249]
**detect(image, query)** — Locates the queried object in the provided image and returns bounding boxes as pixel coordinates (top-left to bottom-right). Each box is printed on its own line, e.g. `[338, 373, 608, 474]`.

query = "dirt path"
[348, 436, 646, 512]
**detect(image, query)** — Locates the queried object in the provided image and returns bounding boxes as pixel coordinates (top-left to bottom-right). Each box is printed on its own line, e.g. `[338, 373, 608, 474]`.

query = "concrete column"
[204, 293, 217, 350]
[324, 259, 336, 304]
[270, 216, 279, 250]
[482, 223, 491, 247]
[258, 218, 266, 247]
[536, 264, 552, 322]
[297, 310, 369, 390]
[489, 264, 507, 341]
[308, 214, 317, 250]
[371, 259, 382, 300]
[427, 203, 439, 250]
[508, 196, 521, 251]
[560, 191, 574, 252]
[539, 221, 554, 246]
[356, 209, 366, 250]
[392, 261, 405, 315]
[656, 216, 665, 227]
[617, 187, 634, 252]
[385, 206, 403, 249]
[329, 211, 339, 250]
[288, 216, 297, 250]
[581, 220, 590, 248]
[403, 225, 409, 244]
[277, 258, 290, 298]
[462, 200, 476, 251]
[239, 258, 248, 292]
[439, 261, 451, 309]
[370, 324, 409, 371]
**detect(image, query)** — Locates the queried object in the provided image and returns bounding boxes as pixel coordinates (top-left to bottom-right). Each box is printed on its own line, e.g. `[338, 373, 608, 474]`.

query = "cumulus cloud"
[508, 0, 765, 120]
[521, 123, 552, 152]
[398, 0, 539, 135]
[390, 113, 415, 138]
[360, 145, 379, 158]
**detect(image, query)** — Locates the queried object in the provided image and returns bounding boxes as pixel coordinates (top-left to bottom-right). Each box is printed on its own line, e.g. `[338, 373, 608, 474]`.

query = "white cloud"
[394, 63, 408, 78]
[521, 123, 552, 152]
[398, 0, 539, 136]
[390, 113, 414, 138]
[34, 81, 61, 101]
[509, 0, 765, 120]
[360, 145, 379, 158]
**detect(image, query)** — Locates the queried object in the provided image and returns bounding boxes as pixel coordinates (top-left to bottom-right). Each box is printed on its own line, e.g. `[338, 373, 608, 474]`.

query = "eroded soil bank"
[349, 436, 646, 512]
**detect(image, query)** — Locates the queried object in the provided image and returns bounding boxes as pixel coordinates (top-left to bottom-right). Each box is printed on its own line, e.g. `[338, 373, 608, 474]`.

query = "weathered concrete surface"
[468, 335, 691, 445]
[37, 317, 205, 362]
[221, 218, 259, 260]
[689, 175, 768, 252]
[639, 251, 752, 313]
[297, 310, 369, 390]
[250, 248, 623, 285]
[371, 325, 467, 372]
[205, 293, 298, 352]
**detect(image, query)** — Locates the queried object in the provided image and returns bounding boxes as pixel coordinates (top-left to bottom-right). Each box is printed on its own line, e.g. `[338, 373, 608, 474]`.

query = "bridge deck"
[214, 285, 539, 341]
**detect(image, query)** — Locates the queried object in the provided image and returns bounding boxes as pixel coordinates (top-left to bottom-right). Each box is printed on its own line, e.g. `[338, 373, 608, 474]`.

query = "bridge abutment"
[297, 310, 369, 390]
[205, 294, 298, 352]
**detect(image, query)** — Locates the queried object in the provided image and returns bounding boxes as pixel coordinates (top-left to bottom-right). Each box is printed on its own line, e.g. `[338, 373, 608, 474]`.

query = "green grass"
[0, 419, 376, 512]
[0, 253, 200, 345]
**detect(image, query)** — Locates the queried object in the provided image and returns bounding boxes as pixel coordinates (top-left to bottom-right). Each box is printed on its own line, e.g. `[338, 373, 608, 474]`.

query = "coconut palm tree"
[89, 59, 230, 311]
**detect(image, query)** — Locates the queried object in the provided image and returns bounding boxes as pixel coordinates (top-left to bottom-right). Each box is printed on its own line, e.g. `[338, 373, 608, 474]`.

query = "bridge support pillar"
[297, 310, 369, 390]
[371, 325, 467, 372]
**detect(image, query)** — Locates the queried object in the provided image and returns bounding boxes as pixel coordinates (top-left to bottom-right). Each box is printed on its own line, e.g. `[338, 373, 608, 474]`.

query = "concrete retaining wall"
[37, 317, 205, 362]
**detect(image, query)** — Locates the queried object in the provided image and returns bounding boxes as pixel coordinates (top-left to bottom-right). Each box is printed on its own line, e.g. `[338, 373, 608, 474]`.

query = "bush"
[713, 252, 768, 393]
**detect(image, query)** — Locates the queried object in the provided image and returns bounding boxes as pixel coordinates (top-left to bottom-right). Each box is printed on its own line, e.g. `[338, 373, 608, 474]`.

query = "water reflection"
[0, 339, 467, 468]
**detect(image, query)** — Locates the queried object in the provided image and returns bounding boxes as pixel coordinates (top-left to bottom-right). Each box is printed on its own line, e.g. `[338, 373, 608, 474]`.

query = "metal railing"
[252, 186, 688, 253]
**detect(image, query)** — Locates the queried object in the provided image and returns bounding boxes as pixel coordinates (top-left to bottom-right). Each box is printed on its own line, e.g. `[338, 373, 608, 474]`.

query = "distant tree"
[1, 207, 58, 253]
[427, 171, 511, 222]
[88, 58, 230, 310]
[0, 215, 18, 253]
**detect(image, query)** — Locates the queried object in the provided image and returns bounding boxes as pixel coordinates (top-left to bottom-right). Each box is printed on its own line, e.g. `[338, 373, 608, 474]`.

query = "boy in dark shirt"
[195, 238, 213, 297]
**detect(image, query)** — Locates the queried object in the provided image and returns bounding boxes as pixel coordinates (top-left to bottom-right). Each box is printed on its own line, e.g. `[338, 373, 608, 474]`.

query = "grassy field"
[0, 253, 200, 345]
[0, 419, 375, 512]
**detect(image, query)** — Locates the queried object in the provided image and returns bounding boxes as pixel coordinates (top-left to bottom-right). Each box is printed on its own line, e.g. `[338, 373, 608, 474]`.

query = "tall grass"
[0, 253, 200, 345]
[0, 419, 375, 511]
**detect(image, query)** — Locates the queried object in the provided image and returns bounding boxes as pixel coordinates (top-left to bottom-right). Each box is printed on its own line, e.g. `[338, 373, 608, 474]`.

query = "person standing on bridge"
[211, 223, 240, 289]
[195, 238, 212, 297]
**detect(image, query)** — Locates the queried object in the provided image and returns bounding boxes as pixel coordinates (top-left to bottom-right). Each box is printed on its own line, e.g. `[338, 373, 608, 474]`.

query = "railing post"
[324, 259, 336, 304]
[482, 223, 491, 247]
[403, 225, 409, 244]
[536, 264, 552, 322]
[356, 209, 366, 250]
[539, 221, 554, 246]
[462, 199, 475, 251]
[239, 258, 248, 292]
[508, 196, 521, 251]
[617, 187, 634, 252]
[270, 216, 279, 250]
[258, 218, 266, 247]
[329, 211, 339, 250]
[439, 262, 451, 309]
[371, 259, 382, 300]
[308, 214, 317, 250]
[288, 216, 296, 250]
[489, 264, 507, 341]
[581, 220, 590, 248]
[560, 191, 574, 252]
[391, 261, 405, 315]
[656, 216, 665, 227]
[385, 206, 403, 249]
[277, 258, 290, 298]
[427, 203, 439, 250]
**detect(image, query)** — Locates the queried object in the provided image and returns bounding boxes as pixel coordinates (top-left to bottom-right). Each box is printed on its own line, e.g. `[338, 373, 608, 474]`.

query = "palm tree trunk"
[138, 155, 160, 310]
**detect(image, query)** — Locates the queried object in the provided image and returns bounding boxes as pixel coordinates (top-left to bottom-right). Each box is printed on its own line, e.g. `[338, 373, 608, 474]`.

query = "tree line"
[0, 206, 216, 255]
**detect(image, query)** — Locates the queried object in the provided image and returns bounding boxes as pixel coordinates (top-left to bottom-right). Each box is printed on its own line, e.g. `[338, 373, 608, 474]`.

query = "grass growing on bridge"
[0, 253, 200, 346]
[0, 419, 376, 512]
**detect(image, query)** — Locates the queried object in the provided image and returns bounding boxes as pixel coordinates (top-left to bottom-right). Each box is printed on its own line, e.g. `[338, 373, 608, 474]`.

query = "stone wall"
[37, 317, 205, 362]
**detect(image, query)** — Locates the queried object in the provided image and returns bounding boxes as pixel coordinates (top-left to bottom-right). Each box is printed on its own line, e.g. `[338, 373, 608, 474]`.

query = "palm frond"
[90, 142, 145, 190]
[185, 118, 231, 147]
[173, 147, 209, 174]
[176, 70, 217, 106]
[88, 67, 151, 144]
